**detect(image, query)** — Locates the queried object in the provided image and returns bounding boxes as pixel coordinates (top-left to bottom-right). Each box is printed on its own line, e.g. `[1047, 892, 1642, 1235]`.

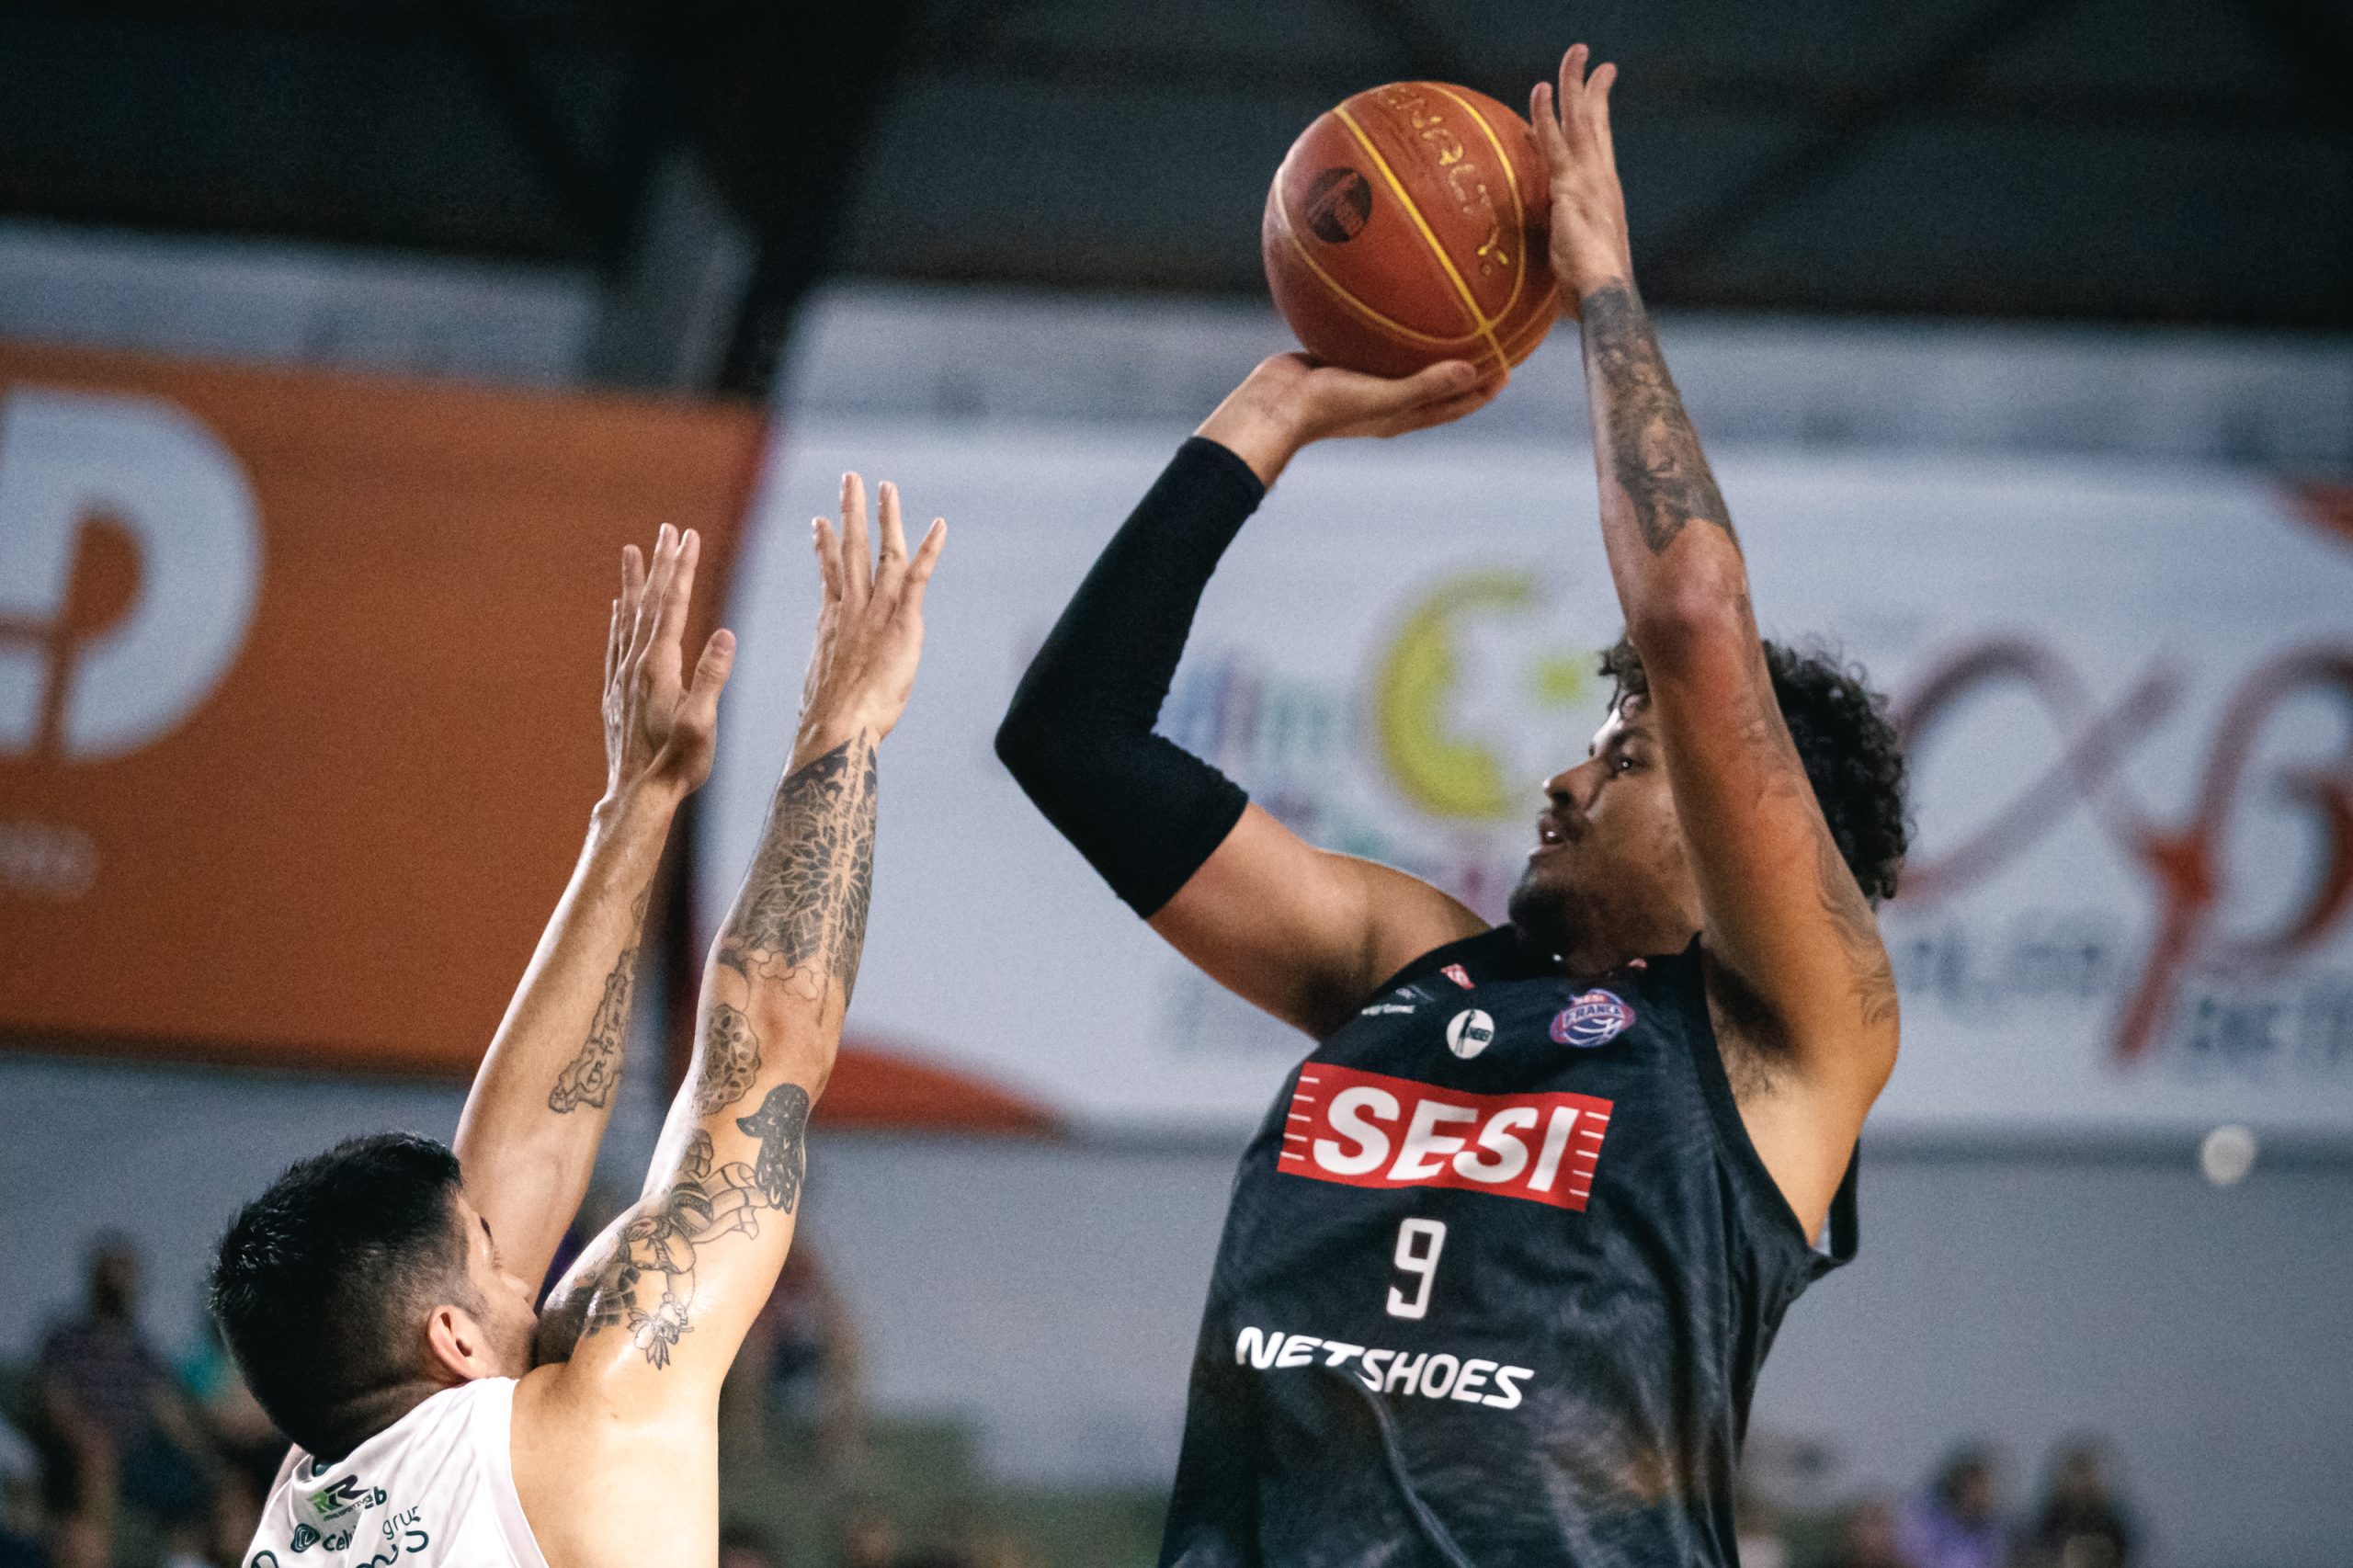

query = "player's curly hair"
[1601, 635, 1910, 904]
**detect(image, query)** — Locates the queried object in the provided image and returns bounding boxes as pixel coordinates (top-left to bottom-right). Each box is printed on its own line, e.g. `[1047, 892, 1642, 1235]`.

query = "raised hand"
[1196, 352, 1504, 486]
[605, 524, 736, 806]
[1529, 43, 1633, 312]
[794, 473, 946, 761]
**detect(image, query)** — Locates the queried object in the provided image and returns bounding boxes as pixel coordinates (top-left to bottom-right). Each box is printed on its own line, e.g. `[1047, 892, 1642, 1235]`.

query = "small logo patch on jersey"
[1279, 1062, 1613, 1210]
[1552, 989, 1634, 1049]
[1445, 1008, 1495, 1059]
[1441, 962, 1473, 990]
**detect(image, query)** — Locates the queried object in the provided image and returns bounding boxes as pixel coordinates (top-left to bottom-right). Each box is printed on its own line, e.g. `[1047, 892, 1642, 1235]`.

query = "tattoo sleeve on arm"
[574, 1084, 813, 1369]
[1581, 283, 1735, 557]
[691, 1004, 764, 1116]
[548, 890, 652, 1113]
[1815, 827, 1899, 1030]
[714, 738, 879, 1002]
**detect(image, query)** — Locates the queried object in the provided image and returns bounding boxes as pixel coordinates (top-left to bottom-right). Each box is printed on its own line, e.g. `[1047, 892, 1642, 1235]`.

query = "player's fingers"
[1387, 379, 1503, 436]
[619, 542, 647, 662]
[1557, 46, 1592, 153]
[1529, 82, 1571, 170]
[1326, 358, 1473, 423]
[876, 480, 909, 588]
[1588, 62, 1618, 160]
[839, 472, 872, 608]
[899, 519, 947, 620]
[629, 528, 673, 671]
[651, 527, 700, 657]
[813, 517, 843, 605]
[638, 524, 679, 675]
[686, 627, 736, 712]
[604, 597, 621, 693]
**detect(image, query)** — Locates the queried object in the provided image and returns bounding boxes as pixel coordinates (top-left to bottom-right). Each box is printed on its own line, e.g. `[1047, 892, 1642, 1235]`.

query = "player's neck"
[1516, 921, 1689, 981]
[312, 1377, 445, 1464]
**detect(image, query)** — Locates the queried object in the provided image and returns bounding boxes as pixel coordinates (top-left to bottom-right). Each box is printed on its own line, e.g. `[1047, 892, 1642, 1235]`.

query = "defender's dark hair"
[1602, 635, 1909, 904]
[209, 1132, 475, 1459]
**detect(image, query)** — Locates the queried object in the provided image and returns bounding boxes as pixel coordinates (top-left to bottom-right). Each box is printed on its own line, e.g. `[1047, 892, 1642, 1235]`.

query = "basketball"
[1262, 82, 1557, 381]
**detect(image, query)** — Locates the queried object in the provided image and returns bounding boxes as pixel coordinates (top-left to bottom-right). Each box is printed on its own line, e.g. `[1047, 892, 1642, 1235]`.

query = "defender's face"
[1507, 696, 1703, 963]
[453, 1189, 540, 1379]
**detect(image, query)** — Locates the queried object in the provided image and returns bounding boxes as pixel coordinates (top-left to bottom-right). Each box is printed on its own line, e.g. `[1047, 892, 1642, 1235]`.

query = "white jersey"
[244, 1378, 548, 1568]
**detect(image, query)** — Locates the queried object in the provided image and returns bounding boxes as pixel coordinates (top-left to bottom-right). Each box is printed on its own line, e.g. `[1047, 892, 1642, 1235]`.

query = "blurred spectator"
[0, 1414, 49, 1568]
[30, 1235, 220, 1565]
[1734, 1476, 1789, 1568]
[177, 1308, 286, 1563]
[2018, 1438, 2134, 1568]
[1895, 1445, 2005, 1568]
[718, 1519, 784, 1568]
[722, 1242, 866, 1483]
[837, 1506, 902, 1568]
[1827, 1495, 1907, 1568]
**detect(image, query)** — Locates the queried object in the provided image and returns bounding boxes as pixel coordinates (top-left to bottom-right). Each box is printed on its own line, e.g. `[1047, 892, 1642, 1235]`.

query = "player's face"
[452, 1190, 540, 1378]
[1506, 695, 1703, 965]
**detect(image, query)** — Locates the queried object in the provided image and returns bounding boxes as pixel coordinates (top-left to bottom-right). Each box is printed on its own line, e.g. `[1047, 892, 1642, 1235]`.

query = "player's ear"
[422, 1301, 494, 1383]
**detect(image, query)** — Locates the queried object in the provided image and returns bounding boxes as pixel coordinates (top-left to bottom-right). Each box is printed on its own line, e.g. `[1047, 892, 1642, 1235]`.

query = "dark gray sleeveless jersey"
[1159, 927, 1858, 1568]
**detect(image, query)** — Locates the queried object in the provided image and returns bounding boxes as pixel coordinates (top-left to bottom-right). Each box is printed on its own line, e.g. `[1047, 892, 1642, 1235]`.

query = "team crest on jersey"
[1551, 989, 1634, 1049]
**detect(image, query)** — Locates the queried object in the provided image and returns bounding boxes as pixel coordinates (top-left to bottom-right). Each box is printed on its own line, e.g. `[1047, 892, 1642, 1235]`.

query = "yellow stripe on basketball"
[1427, 85, 1530, 326]
[1332, 103, 1508, 374]
[1272, 184, 1486, 350]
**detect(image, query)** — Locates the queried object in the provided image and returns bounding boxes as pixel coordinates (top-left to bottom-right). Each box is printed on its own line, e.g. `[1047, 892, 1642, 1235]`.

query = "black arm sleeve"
[995, 436, 1267, 917]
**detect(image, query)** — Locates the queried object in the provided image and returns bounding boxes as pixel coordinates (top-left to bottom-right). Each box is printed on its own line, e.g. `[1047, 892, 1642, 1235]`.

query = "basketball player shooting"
[997, 46, 1909, 1567]
[209, 481, 943, 1568]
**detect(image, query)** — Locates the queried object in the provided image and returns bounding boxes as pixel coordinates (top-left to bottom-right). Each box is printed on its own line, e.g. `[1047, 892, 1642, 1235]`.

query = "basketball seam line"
[1273, 191, 1491, 350]
[1426, 84, 1531, 329]
[1332, 102, 1508, 373]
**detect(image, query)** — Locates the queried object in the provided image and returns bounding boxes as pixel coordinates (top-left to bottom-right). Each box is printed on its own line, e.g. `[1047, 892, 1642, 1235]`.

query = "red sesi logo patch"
[1277, 1063, 1614, 1211]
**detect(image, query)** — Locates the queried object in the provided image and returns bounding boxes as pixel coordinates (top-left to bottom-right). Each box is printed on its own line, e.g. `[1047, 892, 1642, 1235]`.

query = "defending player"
[995, 46, 1907, 1567]
[210, 480, 943, 1568]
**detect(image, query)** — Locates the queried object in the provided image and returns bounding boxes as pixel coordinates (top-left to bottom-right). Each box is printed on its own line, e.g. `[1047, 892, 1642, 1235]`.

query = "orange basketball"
[1262, 82, 1556, 381]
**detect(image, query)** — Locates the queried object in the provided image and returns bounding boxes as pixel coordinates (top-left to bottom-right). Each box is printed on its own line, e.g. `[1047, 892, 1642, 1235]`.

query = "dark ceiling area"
[3, 0, 2347, 388]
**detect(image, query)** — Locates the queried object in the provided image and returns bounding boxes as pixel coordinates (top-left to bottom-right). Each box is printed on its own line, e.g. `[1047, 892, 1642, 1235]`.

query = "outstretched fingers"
[899, 518, 947, 619]
[875, 480, 909, 592]
[1581, 58, 1617, 162]
[647, 527, 701, 660]
[684, 627, 736, 722]
[838, 472, 872, 613]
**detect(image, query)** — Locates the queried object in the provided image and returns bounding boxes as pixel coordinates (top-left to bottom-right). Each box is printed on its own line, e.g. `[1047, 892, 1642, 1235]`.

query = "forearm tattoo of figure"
[1581, 284, 1736, 557]
[572, 1084, 813, 1368]
[549, 890, 651, 1113]
[714, 736, 878, 1002]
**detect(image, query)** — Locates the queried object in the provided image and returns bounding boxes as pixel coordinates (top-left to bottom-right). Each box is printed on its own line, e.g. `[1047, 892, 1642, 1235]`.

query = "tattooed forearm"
[548, 890, 651, 1113]
[575, 1084, 813, 1368]
[691, 1004, 763, 1116]
[1814, 826, 1899, 1030]
[714, 737, 878, 1002]
[1581, 283, 1735, 557]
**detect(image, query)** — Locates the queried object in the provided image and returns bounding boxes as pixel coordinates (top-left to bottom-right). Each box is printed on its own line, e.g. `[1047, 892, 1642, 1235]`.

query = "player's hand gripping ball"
[1263, 82, 1557, 381]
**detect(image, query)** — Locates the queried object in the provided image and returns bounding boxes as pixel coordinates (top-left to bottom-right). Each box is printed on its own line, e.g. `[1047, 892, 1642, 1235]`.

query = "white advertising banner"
[705, 417, 2353, 1142]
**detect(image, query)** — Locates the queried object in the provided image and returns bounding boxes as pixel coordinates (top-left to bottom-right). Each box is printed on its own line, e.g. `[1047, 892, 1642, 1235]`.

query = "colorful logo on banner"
[1893, 636, 2353, 1062]
[0, 342, 760, 1074]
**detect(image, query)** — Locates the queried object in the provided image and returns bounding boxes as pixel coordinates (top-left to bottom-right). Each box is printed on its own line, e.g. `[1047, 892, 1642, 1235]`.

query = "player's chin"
[1506, 861, 1577, 948]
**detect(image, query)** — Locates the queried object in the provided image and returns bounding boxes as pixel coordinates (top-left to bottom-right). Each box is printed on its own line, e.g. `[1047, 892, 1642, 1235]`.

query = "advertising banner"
[0, 342, 761, 1074]
[707, 419, 2353, 1142]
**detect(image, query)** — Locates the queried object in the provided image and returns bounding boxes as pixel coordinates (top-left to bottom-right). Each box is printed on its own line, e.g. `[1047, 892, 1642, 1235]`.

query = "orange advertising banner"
[0, 342, 765, 1075]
